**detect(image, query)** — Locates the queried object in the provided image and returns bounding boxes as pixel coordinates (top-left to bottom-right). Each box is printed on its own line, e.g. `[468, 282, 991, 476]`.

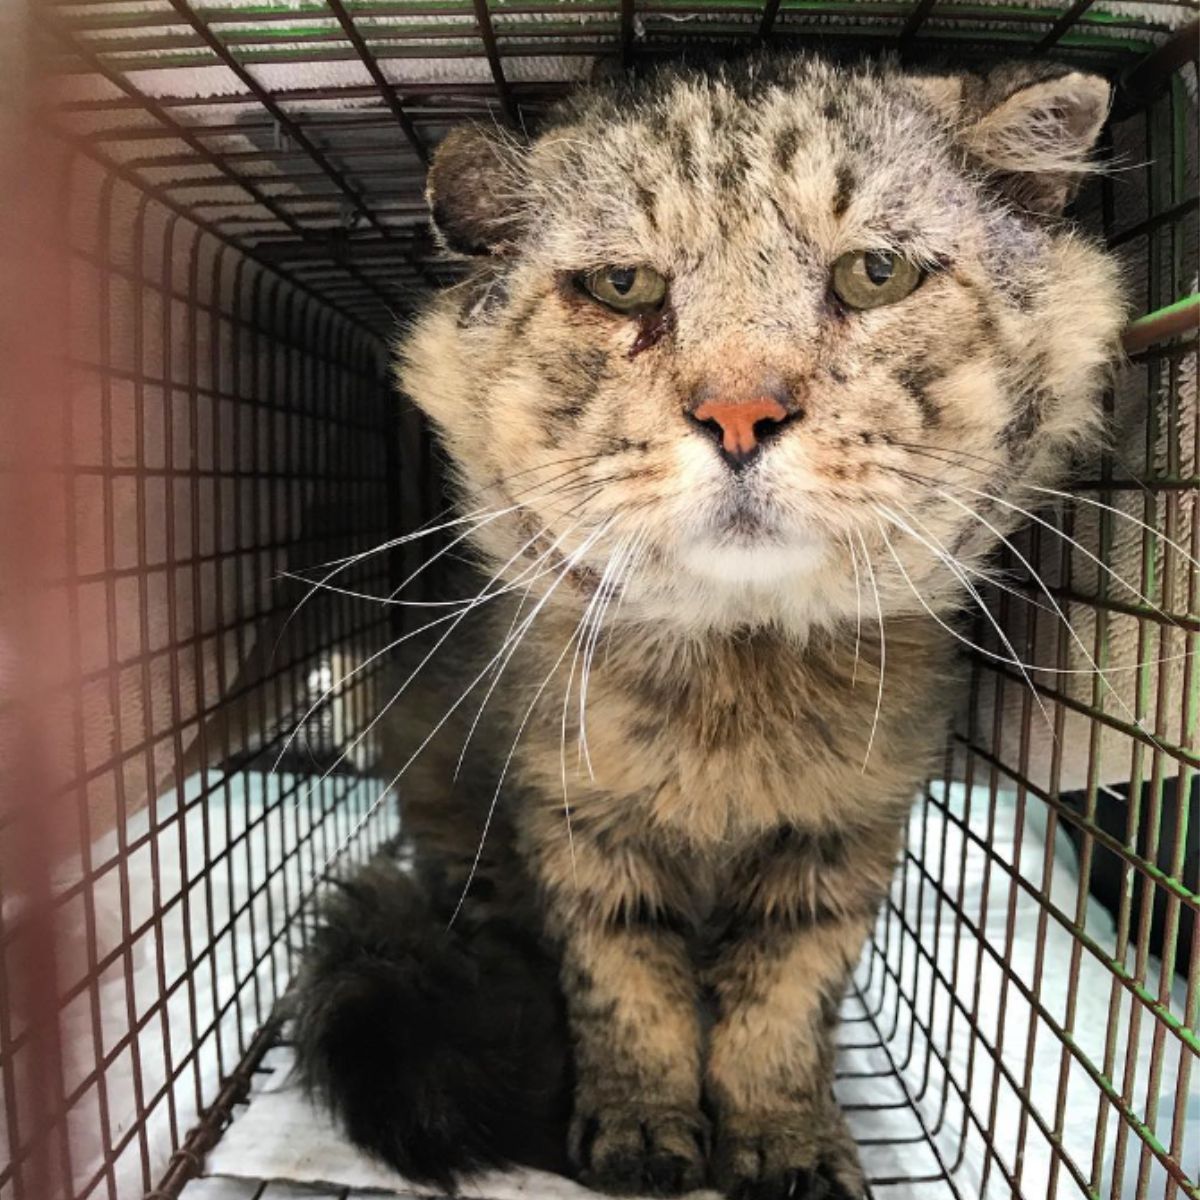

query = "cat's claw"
[712, 1126, 864, 1200]
[718, 1165, 856, 1200]
[573, 1105, 709, 1196]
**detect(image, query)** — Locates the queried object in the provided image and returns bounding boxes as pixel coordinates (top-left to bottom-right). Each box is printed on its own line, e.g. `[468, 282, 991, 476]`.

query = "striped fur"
[294, 52, 1124, 1199]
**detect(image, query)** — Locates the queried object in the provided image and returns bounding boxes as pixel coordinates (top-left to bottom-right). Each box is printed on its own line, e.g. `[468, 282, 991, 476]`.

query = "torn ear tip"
[1058, 73, 1114, 138]
[1064, 71, 1114, 105]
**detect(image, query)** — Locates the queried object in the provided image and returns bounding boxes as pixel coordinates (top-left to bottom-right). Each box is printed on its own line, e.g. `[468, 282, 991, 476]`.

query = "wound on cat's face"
[401, 57, 1123, 633]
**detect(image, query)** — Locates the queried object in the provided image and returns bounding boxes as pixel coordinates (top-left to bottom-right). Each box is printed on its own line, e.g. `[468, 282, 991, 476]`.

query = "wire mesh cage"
[0, 1, 1196, 1199]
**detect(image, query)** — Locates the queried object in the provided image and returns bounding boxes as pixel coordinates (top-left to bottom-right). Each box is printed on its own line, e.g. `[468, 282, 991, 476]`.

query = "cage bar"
[1, 2, 1196, 1199]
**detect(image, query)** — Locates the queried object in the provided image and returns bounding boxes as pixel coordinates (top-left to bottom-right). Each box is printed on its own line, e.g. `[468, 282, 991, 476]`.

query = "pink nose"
[690, 397, 791, 462]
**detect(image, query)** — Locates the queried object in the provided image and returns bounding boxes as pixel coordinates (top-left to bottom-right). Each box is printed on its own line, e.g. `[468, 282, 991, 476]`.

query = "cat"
[291, 52, 1124, 1200]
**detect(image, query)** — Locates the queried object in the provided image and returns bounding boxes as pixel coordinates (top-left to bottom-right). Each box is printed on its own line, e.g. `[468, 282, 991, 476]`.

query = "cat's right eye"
[577, 266, 668, 313]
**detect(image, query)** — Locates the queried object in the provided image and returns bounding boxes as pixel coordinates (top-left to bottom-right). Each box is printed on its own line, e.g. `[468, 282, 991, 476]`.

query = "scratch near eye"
[628, 305, 675, 359]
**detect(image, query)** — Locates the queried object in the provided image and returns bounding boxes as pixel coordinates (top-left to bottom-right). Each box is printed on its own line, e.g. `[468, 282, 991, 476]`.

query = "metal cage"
[1, 2, 1196, 1199]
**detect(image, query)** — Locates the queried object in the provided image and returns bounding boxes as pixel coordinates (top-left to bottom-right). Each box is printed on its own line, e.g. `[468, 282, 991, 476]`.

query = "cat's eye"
[578, 265, 668, 313]
[831, 250, 922, 311]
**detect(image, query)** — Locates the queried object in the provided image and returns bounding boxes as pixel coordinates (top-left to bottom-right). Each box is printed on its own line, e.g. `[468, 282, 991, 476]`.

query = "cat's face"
[399, 57, 1124, 635]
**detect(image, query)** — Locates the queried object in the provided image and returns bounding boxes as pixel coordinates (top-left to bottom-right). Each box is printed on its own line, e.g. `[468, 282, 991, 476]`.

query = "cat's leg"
[562, 922, 708, 1194]
[705, 827, 894, 1200]
[706, 923, 867, 1199]
[531, 828, 708, 1195]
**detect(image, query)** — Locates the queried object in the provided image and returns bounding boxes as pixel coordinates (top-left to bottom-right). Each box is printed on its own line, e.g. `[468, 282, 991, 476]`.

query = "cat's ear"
[914, 68, 1111, 215]
[965, 71, 1111, 213]
[426, 125, 529, 256]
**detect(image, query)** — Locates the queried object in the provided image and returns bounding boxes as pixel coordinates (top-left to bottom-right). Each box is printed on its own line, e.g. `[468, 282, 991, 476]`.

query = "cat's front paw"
[572, 1103, 709, 1196]
[711, 1117, 864, 1200]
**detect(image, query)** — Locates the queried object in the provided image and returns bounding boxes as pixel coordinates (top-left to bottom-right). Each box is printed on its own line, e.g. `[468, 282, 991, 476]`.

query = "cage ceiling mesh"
[40, 0, 1200, 330]
[0, 3, 1197, 1200]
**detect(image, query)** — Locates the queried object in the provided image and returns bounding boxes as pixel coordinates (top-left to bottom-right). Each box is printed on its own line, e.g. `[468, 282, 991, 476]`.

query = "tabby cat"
[292, 53, 1123, 1200]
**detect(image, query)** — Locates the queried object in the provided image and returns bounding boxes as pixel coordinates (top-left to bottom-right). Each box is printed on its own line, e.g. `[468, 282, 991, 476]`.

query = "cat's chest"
[518, 626, 939, 845]
[579, 682, 852, 840]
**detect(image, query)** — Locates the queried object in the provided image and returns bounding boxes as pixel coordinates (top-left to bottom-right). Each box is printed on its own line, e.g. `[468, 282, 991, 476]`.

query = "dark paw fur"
[573, 1105, 709, 1196]
[712, 1125, 863, 1200]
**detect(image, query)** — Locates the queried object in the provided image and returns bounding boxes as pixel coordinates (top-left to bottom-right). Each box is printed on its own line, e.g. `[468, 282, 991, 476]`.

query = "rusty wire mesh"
[0, 2, 1196, 1199]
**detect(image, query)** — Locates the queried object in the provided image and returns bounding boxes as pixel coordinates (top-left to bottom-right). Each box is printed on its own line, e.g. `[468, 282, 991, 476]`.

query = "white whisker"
[934, 487, 1173, 746]
[1031, 486, 1200, 575]
[604, 531, 650, 667]
[287, 520, 578, 818]
[876, 506, 1054, 735]
[274, 505, 522, 663]
[889, 502, 1195, 676]
[856, 531, 886, 774]
[578, 531, 639, 780]
[446, 520, 618, 927]
[315, 519, 616, 888]
[384, 503, 530, 601]
[959, 485, 1179, 624]
[449, 521, 592, 780]
[845, 533, 863, 687]
[274, 602, 494, 776]
[556, 565, 624, 879]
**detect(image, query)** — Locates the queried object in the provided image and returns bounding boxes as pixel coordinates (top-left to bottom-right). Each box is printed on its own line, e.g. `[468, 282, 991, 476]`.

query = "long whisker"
[383, 463, 613, 602]
[845, 533, 863, 687]
[875, 506, 1054, 735]
[878, 463, 1185, 632]
[447, 520, 596, 780]
[856, 531, 886, 774]
[274, 600, 504, 775]
[558, 594, 602, 886]
[883, 497, 1060, 616]
[578, 531, 640, 779]
[891, 441, 1173, 520]
[272, 504, 511, 662]
[586, 531, 646, 758]
[286, 519, 580, 814]
[883, 467, 1199, 679]
[885, 441, 1009, 479]
[287, 506, 515, 577]
[396, 453, 607, 543]
[445, 519, 618, 928]
[883, 499, 1187, 676]
[284, 457, 601, 623]
[285, 469, 631, 788]
[561, 556, 612, 794]
[276, 569, 549, 610]
[931, 486, 1174, 746]
[604, 530, 651, 667]
[490, 573, 539, 686]
[405, 521, 613, 796]
[1029, 485, 1200, 576]
[556, 530, 646, 880]
[953, 484, 1182, 627]
[316, 519, 616, 887]
[892, 444, 1190, 564]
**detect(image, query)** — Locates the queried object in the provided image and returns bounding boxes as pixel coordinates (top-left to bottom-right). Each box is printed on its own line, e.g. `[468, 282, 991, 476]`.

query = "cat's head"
[398, 55, 1124, 636]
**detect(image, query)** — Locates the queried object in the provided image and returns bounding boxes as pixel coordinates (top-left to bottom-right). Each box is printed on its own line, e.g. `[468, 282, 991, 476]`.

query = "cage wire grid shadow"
[0, 1, 1196, 1198]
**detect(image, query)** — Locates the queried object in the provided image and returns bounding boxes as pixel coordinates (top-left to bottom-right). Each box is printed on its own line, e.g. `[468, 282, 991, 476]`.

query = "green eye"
[579, 265, 668, 313]
[831, 250, 922, 310]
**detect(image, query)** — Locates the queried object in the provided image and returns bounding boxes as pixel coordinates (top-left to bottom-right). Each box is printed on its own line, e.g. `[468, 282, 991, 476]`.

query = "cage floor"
[178, 1012, 977, 1200]
[174, 1003, 960, 1200]
[169, 786, 1191, 1200]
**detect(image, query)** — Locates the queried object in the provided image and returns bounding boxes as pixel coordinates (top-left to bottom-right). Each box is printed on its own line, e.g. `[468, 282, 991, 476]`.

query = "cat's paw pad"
[572, 1105, 708, 1196]
[712, 1126, 863, 1200]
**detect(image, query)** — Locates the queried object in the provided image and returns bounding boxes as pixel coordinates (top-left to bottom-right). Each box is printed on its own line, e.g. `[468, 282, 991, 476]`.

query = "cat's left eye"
[831, 250, 922, 310]
[578, 266, 668, 313]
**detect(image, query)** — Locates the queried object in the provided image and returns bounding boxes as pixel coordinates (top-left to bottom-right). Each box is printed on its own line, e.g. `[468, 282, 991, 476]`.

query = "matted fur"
[293, 52, 1124, 1200]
